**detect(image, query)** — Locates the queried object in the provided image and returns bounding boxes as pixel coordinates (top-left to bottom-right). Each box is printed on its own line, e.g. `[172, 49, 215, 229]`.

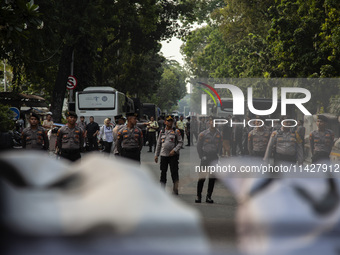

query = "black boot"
[173, 181, 179, 195]
[206, 195, 214, 204]
[195, 179, 204, 203]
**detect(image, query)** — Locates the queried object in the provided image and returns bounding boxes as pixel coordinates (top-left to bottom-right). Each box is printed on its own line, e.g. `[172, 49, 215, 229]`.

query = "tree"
[146, 60, 187, 112]
[0, 104, 15, 132]
[1, 0, 204, 122]
[0, 0, 42, 92]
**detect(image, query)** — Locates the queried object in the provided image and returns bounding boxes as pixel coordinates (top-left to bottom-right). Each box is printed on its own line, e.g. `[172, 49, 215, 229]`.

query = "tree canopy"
[1, 0, 196, 121]
[181, 0, 340, 114]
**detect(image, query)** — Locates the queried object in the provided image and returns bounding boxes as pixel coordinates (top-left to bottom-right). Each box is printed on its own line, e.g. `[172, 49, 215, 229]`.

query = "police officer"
[22, 113, 49, 150]
[248, 117, 271, 157]
[113, 114, 126, 155]
[176, 115, 186, 147]
[56, 111, 84, 162]
[155, 115, 183, 195]
[309, 115, 334, 164]
[264, 117, 303, 166]
[195, 116, 223, 203]
[146, 116, 159, 152]
[117, 113, 143, 162]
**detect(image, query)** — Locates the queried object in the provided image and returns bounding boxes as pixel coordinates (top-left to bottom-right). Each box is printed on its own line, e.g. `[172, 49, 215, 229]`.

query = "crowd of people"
[16, 110, 337, 204]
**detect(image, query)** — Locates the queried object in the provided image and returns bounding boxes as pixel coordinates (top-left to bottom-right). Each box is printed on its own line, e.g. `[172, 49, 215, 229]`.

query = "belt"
[122, 147, 139, 152]
[253, 151, 265, 157]
[61, 149, 80, 154]
[274, 153, 296, 162]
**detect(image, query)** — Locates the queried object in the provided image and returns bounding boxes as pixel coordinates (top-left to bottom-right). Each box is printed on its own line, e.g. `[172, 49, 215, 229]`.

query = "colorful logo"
[197, 82, 222, 107]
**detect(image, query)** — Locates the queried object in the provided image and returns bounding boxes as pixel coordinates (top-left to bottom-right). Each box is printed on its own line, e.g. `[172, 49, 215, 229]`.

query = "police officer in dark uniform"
[117, 113, 143, 162]
[248, 117, 271, 158]
[195, 116, 223, 203]
[155, 115, 183, 195]
[22, 112, 49, 150]
[56, 111, 84, 162]
[264, 117, 303, 166]
[309, 115, 334, 164]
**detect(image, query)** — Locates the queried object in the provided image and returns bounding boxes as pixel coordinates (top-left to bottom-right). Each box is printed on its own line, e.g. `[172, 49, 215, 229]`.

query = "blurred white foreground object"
[216, 156, 340, 255]
[0, 151, 210, 255]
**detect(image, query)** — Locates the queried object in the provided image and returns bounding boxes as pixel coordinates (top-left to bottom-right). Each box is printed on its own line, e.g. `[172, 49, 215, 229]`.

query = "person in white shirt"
[42, 112, 54, 131]
[98, 118, 114, 153]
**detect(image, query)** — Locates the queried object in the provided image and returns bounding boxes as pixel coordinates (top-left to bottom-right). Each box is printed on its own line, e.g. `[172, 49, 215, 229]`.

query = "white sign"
[78, 93, 115, 109]
[67, 75, 77, 90]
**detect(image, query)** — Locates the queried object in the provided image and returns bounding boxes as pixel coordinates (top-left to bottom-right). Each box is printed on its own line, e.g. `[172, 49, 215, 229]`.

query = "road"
[140, 143, 238, 253]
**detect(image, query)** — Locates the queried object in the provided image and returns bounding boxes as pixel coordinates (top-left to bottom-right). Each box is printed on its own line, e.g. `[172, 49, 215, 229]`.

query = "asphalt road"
[139, 142, 238, 254]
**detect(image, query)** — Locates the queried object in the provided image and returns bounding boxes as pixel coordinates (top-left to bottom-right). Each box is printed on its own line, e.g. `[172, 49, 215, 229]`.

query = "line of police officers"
[22, 111, 336, 203]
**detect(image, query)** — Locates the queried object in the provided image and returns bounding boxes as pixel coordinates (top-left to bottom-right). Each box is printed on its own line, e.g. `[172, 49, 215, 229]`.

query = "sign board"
[67, 75, 77, 90]
[78, 93, 115, 109]
[9, 107, 20, 120]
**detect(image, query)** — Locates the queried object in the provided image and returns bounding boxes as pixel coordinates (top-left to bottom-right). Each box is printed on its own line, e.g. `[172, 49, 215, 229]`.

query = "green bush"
[0, 104, 15, 132]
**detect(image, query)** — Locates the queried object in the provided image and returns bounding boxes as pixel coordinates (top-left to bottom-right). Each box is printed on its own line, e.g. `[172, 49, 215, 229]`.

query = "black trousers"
[312, 151, 330, 164]
[192, 131, 198, 144]
[103, 141, 113, 153]
[160, 155, 179, 184]
[232, 138, 243, 156]
[252, 150, 266, 157]
[87, 135, 98, 151]
[61, 149, 81, 162]
[121, 148, 141, 163]
[148, 132, 157, 151]
[197, 156, 217, 198]
[179, 129, 184, 144]
[273, 153, 296, 170]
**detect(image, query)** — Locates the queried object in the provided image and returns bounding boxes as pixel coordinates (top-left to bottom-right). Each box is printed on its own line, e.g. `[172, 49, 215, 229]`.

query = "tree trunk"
[51, 45, 73, 123]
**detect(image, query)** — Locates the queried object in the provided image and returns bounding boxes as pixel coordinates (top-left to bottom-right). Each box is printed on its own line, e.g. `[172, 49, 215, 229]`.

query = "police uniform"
[176, 118, 186, 144]
[196, 120, 223, 203]
[264, 128, 303, 165]
[248, 127, 271, 157]
[155, 115, 183, 194]
[147, 119, 159, 152]
[309, 115, 334, 163]
[113, 115, 126, 155]
[57, 112, 84, 162]
[242, 125, 253, 155]
[117, 113, 143, 162]
[22, 113, 49, 150]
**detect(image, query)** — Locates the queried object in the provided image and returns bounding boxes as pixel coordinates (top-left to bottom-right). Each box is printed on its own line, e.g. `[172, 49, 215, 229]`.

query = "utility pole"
[3, 60, 7, 92]
[69, 50, 74, 103]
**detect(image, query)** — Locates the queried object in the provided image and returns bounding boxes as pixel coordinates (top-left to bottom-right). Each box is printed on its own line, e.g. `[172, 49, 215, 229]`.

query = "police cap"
[126, 112, 138, 118]
[165, 115, 174, 121]
[208, 115, 215, 121]
[115, 114, 125, 120]
[67, 111, 78, 118]
[317, 115, 328, 122]
[255, 115, 265, 121]
[29, 112, 40, 121]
